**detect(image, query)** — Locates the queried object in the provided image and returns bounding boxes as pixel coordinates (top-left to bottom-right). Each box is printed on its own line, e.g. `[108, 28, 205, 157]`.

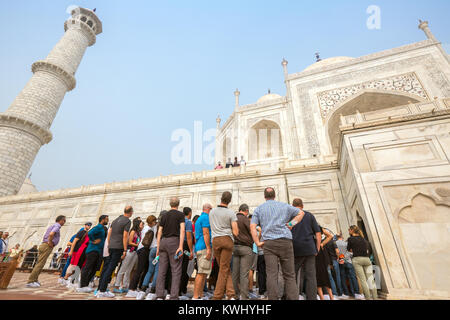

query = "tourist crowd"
[20, 187, 378, 300]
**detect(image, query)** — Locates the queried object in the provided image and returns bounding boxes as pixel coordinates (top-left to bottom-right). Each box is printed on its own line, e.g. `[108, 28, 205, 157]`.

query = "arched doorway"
[222, 137, 232, 165]
[248, 120, 283, 161]
[326, 91, 423, 153]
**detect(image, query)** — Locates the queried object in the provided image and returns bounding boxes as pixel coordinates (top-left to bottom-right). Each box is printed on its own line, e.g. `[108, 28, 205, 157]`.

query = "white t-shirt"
[150, 225, 158, 248]
[137, 225, 150, 250]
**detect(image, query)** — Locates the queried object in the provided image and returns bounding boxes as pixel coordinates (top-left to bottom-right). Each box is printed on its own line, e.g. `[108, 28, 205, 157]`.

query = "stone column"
[0, 7, 102, 196]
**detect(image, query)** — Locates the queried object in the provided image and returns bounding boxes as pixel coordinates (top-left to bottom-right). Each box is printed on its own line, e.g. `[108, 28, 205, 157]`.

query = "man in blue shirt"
[291, 198, 321, 300]
[192, 203, 213, 300]
[250, 187, 305, 300]
[77, 215, 109, 293]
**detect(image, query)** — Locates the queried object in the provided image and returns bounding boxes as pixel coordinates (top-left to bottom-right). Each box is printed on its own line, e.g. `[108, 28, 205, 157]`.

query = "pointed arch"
[325, 90, 425, 153]
[248, 119, 283, 161]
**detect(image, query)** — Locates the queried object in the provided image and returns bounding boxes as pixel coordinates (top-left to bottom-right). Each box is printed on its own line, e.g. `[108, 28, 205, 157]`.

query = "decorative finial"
[216, 115, 221, 123]
[315, 52, 322, 62]
[93, 8, 97, 12]
[281, 58, 288, 66]
[234, 88, 240, 96]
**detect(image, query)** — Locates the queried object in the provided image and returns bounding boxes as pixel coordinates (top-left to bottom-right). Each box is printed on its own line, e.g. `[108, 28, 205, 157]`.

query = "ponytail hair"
[349, 225, 364, 238]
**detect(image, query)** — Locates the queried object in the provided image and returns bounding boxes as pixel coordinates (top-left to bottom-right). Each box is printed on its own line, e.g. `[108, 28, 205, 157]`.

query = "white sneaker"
[317, 294, 320, 300]
[355, 294, 365, 300]
[191, 298, 201, 300]
[165, 294, 171, 300]
[202, 296, 210, 300]
[136, 291, 146, 300]
[179, 295, 190, 300]
[156, 298, 164, 300]
[323, 294, 330, 300]
[76, 287, 93, 293]
[298, 295, 305, 300]
[89, 282, 95, 288]
[145, 293, 157, 300]
[26, 282, 39, 288]
[57, 278, 65, 285]
[186, 292, 193, 299]
[333, 296, 340, 300]
[340, 294, 349, 299]
[97, 291, 115, 298]
[126, 290, 138, 298]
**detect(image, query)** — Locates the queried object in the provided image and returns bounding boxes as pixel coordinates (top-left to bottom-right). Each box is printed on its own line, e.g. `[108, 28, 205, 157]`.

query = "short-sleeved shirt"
[325, 239, 339, 261]
[184, 218, 193, 244]
[109, 215, 131, 250]
[195, 212, 211, 252]
[209, 206, 238, 241]
[86, 224, 106, 254]
[43, 223, 62, 246]
[137, 225, 151, 251]
[160, 210, 185, 239]
[73, 229, 87, 252]
[291, 211, 321, 257]
[347, 236, 370, 257]
[251, 200, 299, 241]
[336, 239, 352, 263]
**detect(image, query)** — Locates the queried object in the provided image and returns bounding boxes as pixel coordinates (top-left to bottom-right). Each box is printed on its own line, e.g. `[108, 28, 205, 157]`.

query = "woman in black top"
[315, 226, 336, 300]
[347, 225, 377, 300]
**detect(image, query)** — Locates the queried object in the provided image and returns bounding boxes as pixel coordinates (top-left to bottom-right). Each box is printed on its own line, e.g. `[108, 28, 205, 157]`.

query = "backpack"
[141, 229, 154, 248]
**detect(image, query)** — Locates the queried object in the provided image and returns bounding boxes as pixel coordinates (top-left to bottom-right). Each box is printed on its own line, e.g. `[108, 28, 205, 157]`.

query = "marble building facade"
[0, 10, 449, 299]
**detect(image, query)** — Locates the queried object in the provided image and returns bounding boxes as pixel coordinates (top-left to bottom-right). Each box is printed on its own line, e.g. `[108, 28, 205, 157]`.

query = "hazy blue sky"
[0, 0, 449, 192]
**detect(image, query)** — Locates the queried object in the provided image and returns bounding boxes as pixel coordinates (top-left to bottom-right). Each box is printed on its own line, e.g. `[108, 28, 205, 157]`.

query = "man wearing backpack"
[127, 215, 157, 297]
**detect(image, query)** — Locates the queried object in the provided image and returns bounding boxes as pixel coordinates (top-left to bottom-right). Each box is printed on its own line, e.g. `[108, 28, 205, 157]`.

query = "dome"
[18, 178, 38, 195]
[304, 56, 354, 72]
[257, 93, 283, 104]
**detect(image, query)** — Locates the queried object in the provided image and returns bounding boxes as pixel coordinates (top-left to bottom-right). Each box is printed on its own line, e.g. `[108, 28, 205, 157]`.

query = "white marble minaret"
[0, 7, 102, 196]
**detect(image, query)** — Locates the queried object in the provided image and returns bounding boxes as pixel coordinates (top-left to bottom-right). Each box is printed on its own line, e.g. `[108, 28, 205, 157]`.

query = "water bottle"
[184, 250, 191, 257]
[152, 256, 159, 265]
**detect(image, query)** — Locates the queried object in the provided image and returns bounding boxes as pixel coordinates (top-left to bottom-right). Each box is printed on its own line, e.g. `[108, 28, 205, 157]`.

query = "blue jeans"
[327, 265, 337, 295]
[339, 261, 360, 295]
[61, 256, 71, 278]
[142, 247, 159, 289]
[98, 248, 123, 292]
[331, 259, 343, 295]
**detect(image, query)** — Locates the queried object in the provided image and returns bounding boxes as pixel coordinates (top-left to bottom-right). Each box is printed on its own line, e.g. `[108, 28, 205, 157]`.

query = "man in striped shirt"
[250, 187, 305, 300]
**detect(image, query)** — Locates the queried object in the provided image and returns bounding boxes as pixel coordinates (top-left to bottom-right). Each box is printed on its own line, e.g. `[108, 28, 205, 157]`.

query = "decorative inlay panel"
[318, 73, 429, 119]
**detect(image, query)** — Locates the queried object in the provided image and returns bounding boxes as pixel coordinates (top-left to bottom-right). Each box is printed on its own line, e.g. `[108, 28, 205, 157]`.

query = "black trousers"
[80, 251, 101, 288]
[129, 247, 150, 291]
[294, 255, 317, 300]
[179, 242, 190, 295]
[256, 254, 266, 295]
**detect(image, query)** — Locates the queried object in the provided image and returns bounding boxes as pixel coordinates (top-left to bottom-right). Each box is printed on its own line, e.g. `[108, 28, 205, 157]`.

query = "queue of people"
[20, 188, 378, 300]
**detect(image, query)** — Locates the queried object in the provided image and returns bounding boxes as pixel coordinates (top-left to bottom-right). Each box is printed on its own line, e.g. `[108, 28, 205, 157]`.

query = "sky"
[0, 0, 449, 192]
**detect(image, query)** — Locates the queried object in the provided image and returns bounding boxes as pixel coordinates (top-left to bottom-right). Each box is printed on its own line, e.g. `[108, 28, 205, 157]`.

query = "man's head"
[55, 215, 66, 226]
[202, 203, 213, 214]
[264, 187, 276, 200]
[146, 215, 157, 227]
[221, 191, 232, 206]
[99, 215, 109, 226]
[124, 206, 134, 217]
[218, 162, 221, 166]
[241, 156, 244, 160]
[169, 197, 180, 209]
[0, 231, 3, 238]
[183, 207, 192, 219]
[84, 222, 92, 230]
[239, 204, 249, 216]
[337, 233, 344, 240]
[292, 198, 304, 209]
[2, 231, 9, 239]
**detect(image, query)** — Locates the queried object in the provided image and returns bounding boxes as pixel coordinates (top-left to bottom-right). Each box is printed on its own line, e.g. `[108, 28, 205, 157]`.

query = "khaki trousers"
[212, 236, 235, 300]
[28, 243, 53, 283]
